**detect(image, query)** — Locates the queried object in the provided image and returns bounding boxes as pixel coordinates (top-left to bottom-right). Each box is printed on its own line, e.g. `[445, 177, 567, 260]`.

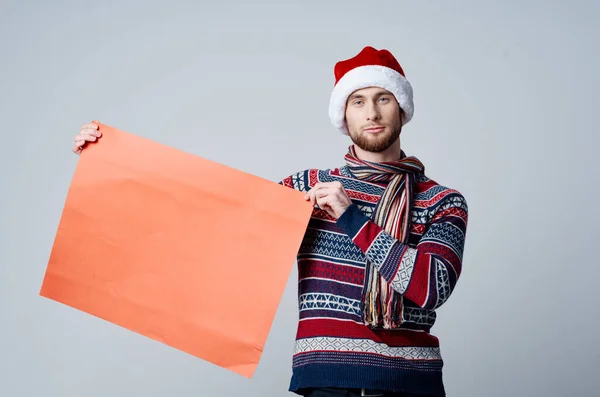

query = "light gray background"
[1, 1, 598, 396]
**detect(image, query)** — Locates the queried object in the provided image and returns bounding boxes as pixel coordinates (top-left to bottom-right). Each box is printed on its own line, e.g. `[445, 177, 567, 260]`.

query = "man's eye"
[379, 97, 389, 102]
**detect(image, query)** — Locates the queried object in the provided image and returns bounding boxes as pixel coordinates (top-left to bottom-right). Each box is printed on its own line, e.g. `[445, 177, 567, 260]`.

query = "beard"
[348, 123, 402, 153]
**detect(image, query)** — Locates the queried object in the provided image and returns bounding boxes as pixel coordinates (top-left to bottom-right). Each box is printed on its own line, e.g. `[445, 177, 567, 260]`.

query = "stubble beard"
[349, 124, 402, 153]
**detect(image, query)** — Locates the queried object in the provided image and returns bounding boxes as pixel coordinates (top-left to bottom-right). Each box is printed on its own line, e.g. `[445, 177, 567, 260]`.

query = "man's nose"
[366, 102, 381, 121]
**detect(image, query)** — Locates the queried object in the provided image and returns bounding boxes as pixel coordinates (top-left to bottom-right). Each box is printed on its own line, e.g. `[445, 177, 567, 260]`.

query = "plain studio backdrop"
[1, 1, 598, 396]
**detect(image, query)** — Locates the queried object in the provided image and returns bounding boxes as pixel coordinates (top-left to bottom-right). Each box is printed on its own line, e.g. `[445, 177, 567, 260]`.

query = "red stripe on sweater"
[352, 221, 380, 250]
[432, 206, 468, 223]
[404, 253, 431, 307]
[412, 224, 426, 234]
[312, 208, 337, 222]
[425, 241, 462, 277]
[346, 190, 380, 203]
[417, 178, 438, 191]
[309, 169, 319, 187]
[299, 260, 365, 285]
[296, 319, 439, 347]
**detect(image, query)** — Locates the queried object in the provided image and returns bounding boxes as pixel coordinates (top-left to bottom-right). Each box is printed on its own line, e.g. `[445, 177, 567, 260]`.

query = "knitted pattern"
[280, 165, 468, 396]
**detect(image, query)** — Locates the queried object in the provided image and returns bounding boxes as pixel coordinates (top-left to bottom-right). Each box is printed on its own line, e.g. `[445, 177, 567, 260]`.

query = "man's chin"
[352, 141, 392, 153]
[349, 130, 401, 153]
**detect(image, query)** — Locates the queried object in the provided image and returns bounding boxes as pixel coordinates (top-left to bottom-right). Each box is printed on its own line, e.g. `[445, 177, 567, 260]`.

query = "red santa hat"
[328, 46, 414, 135]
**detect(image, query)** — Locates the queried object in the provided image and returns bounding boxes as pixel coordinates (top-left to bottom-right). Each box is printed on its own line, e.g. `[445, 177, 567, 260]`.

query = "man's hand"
[73, 120, 102, 155]
[305, 182, 353, 219]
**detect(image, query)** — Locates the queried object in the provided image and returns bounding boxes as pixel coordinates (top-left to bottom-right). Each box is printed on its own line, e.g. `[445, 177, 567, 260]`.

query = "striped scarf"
[344, 145, 425, 329]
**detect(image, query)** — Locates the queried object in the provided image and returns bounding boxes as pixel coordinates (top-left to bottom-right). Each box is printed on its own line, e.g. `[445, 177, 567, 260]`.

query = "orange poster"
[39, 123, 312, 378]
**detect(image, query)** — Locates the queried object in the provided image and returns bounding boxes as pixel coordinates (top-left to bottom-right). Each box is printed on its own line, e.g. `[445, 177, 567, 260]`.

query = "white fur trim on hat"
[328, 65, 414, 135]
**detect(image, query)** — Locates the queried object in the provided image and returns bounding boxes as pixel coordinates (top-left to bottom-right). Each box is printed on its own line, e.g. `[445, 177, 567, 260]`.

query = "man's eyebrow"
[349, 93, 364, 100]
[349, 91, 392, 100]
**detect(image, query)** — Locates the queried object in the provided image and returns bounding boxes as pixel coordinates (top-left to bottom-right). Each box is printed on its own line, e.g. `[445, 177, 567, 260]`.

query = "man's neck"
[352, 138, 402, 163]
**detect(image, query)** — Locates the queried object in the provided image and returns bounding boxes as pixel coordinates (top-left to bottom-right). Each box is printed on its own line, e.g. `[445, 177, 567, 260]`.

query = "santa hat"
[328, 46, 414, 135]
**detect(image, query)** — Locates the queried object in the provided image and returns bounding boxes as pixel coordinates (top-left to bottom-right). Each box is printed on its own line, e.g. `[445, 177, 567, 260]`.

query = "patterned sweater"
[279, 165, 468, 396]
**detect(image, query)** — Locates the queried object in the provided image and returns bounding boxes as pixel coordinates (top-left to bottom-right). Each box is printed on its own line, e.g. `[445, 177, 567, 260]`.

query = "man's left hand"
[305, 182, 353, 219]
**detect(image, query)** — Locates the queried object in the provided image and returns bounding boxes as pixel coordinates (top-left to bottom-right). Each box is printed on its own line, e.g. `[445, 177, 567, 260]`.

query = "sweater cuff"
[336, 203, 371, 239]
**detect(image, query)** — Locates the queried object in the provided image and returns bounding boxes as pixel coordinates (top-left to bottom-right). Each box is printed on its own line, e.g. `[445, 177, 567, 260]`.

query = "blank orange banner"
[40, 122, 312, 378]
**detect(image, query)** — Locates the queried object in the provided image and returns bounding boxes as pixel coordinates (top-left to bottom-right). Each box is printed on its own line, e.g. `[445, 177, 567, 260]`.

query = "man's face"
[344, 87, 403, 153]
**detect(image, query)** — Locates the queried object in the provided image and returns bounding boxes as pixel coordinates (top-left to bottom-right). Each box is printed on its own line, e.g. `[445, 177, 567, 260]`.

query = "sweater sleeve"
[335, 190, 468, 310]
[278, 170, 311, 192]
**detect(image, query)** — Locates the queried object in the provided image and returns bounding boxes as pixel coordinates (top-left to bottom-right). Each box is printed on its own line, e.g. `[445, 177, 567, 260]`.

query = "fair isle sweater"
[279, 165, 468, 397]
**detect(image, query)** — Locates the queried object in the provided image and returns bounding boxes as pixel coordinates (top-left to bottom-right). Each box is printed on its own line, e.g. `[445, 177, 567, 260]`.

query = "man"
[72, 46, 468, 397]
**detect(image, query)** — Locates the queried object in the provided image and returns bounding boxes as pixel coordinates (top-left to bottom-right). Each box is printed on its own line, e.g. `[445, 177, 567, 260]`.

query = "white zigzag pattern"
[294, 337, 441, 360]
[415, 185, 448, 200]
[300, 230, 366, 262]
[321, 168, 385, 196]
[299, 293, 361, 316]
[391, 247, 417, 294]
[423, 222, 465, 258]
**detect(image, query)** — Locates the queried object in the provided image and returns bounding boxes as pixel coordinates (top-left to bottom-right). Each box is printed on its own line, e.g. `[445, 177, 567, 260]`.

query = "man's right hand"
[72, 121, 102, 155]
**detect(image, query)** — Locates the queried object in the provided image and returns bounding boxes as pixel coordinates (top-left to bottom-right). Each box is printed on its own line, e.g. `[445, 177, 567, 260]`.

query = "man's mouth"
[364, 126, 385, 133]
